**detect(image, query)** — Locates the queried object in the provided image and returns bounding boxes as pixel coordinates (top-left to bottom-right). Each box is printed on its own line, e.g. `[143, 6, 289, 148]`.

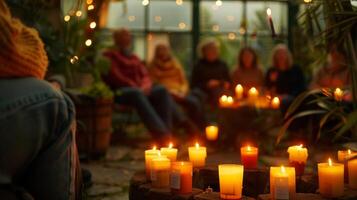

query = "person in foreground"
[0, 0, 81, 199]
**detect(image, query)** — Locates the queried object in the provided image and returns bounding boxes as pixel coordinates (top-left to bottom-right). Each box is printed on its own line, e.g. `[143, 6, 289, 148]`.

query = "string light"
[178, 22, 186, 29]
[304, 0, 312, 3]
[128, 15, 136, 22]
[154, 16, 162, 22]
[266, 8, 272, 17]
[86, 0, 93, 4]
[215, 0, 222, 6]
[212, 25, 220, 32]
[89, 22, 97, 29]
[88, 5, 94, 10]
[75, 11, 82, 17]
[142, 0, 149, 6]
[239, 27, 246, 35]
[176, 0, 183, 5]
[64, 15, 71, 22]
[228, 33, 236, 40]
[70, 56, 79, 64]
[85, 39, 92, 47]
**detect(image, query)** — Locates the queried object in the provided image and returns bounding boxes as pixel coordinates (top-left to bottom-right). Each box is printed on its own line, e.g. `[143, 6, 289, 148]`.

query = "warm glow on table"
[235, 84, 244, 100]
[270, 166, 296, 200]
[219, 95, 234, 107]
[248, 87, 259, 101]
[287, 144, 308, 176]
[240, 145, 258, 169]
[170, 161, 193, 194]
[348, 159, 357, 189]
[188, 143, 207, 168]
[160, 142, 178, 162]
[271, 97, 280, 109]
[151, 153, 171, 188]
[334, 88, 343, 101]
[219, 164, 244, 200]
[206, 125, 219, 141]
[145, 146, 160, 180]
[318, 158, 344, 198]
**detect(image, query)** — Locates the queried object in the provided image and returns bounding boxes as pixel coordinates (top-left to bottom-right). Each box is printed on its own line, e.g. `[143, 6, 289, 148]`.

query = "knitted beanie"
[0, 0, 48, 79]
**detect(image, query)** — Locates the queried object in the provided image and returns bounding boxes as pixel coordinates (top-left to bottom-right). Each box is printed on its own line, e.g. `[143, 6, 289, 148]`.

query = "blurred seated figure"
[265, 44, 306, 111]
[0, 1, 81, 199]
[232, 47, 264, 90]
[103, 29, 198, 142]
[191, 39, 231, 106]
[149, 44, 206, 129]
[310, 43, 351, 89]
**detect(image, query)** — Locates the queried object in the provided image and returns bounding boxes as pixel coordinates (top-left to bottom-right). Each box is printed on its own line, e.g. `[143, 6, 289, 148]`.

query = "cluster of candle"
[144, 142, 207, 193]
[219, 95, 234, 107]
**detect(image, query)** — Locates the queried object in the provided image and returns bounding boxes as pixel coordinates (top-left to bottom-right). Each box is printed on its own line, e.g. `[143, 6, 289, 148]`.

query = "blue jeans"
[0, 78, 80, 200]
[115, 85, 185, 139]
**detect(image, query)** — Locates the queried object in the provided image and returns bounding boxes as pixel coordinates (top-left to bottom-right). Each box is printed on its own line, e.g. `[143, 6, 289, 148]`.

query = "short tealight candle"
[170, 161, 193, 194]
[271, 97, 280, 109]
[151, 153, 171, 188]
[270, 166, 296, 200]
[188, 143, 207, 168]
[145, 146, 160, 180]
[219, 95, 234, 107]
[248, 87, 259, 102]
[219, 164, 244, 200]
[334, 88, 343, 101]
[205, 125, 219, 141]
[240, 145, 258, 169]
[318, 158, 344, 198]
[160, 142, 178, 162]
[287, 144, 308, 176]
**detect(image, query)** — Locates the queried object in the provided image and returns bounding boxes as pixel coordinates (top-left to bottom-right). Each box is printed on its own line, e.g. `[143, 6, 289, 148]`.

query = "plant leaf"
[333, 110, 357, 141]
[284, 89, 322, 119]
[317, 108, 338, 140]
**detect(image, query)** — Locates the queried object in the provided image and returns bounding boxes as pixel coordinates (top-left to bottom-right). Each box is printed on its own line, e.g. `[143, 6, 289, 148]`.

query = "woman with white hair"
[191, 39, 231, 106]
[265, 44, 306, 98]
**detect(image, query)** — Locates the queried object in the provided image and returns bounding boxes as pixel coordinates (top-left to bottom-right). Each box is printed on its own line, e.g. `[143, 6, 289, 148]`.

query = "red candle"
[170, 161, 193, 194]
[241, 145, 258, 169]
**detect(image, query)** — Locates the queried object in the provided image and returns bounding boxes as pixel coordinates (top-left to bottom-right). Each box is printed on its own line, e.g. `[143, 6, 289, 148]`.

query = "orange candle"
[206, 125, 219, 141]
[240, 145, 258, 169]
[219, 95, 234, 107]
[348, 159, 357, 189]
[248, 87, 259, 103]
[151, 153, 171, 188]
[338, 149, 357, 182]
[170, 161, 193, 194]
[219, 164, 244, 200]
[334, 88, 343, 101]
[145, 146, 160, 180]
[271, 97, 280, 109]
[235, 84, 244, 100]
[287, 144, 308, 176]
[188, 143, 207, 168]
[160, 142, 178, 162]
[270, 166, 296, 200]
[318, 158, 344, 198]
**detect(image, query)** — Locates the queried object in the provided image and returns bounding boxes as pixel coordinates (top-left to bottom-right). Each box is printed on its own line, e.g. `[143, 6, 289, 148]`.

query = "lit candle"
[219, 164, 244, 200]
[270, 166, 296, 200]
[334, 88, 343, 101]
[235, 84, 244, 100]
[160, 142, 178, 162]
[338, 149, 356, 182]
[266, 7, 276, 38]
[170, 161, 193, 194]
[270, 166, 290, 200]
[287, 144, 308, 176]
[188, 143, 207, 168]
[206, 125, 219, 141]
[348, 159, 357, 189]
[219, 95, 234, 107]
[145, 146, 160, 180]
[151, 153, 171, 188]
[271, 97, 280, 109]
[240, 145, 258, 169]
[318, 158, 344, 198]
[248, 87, 259, 102]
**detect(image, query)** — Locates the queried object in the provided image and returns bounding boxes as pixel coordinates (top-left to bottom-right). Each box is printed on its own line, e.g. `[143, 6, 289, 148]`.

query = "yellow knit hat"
[0, 0, 48, 79]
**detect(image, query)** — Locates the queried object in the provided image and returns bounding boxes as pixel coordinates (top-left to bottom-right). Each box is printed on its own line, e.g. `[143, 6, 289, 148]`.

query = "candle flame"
[195, 142, 200, 149]
[348, 149, 352, 155]
[250, 87, 257, 93]
[328, 158, 332, 166]
[266, 8, 272, 16]
[158, 151, 161, 156]
[280, 165, 286, 173]
[153, 146, 157, 150]
[227, 96, 234, 103]
[236, 84, 243, 91]
[181, 162, 184, 166]
[272, 97, 280, 104]
[169, 142, 173, 148]
[247, 145, 251, 151]
[299, 144, 303, 148]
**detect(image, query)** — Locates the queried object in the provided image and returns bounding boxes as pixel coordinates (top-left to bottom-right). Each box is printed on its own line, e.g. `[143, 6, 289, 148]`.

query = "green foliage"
[80, 82, 114, 99]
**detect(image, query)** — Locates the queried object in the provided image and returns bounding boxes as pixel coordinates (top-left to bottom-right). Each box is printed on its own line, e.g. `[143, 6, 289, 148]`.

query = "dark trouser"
[115, 85, 185, 139]
[179, 91, 206, 129]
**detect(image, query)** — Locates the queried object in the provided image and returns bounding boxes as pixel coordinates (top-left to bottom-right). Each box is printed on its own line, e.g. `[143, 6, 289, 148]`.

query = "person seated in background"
[232, 47, 264, 90]
[149, 44, 206, 129]
[191, 39, 231, 106]
[310, 43, 351, 89]
[265, 44, 306, 110]
[103, 28, 199, 142]
[0, 0, 81, 199]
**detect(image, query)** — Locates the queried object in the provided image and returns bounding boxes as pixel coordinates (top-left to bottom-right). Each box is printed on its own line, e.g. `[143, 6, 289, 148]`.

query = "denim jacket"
[0, 78, 78, 200]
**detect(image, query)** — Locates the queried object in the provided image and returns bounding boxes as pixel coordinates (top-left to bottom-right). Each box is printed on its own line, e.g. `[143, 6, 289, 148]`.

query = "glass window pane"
[106, 0, 145, 30]
[200, 1, 243, 32]
[246, 1, 288, 35]
[149, 1, 192, 31]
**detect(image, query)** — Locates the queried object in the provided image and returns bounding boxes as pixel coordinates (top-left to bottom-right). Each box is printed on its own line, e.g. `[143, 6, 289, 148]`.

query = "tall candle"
[170, 161, 193, 194]
[338, 149, 357, 182]
[151, 153, 171, 188]
[271, 97, 280, 109]
[270, 166, 289, 200]
[348, 159, 357, 189]
[270, 166, 296, 200]
[145, 146, 160, 180]
[219, 164, 244, 200]
[334, 88, 343, 101]
[160, 142, 178, 162]
[318, 158, 344, 198]
[235, 84, 244, 100]
[248, 87, 259, 102]
[206, 125, 219, 141]
[188, 143, 207, 168]
[240, 145, 258, 169]
[287, 144, 308, 176]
